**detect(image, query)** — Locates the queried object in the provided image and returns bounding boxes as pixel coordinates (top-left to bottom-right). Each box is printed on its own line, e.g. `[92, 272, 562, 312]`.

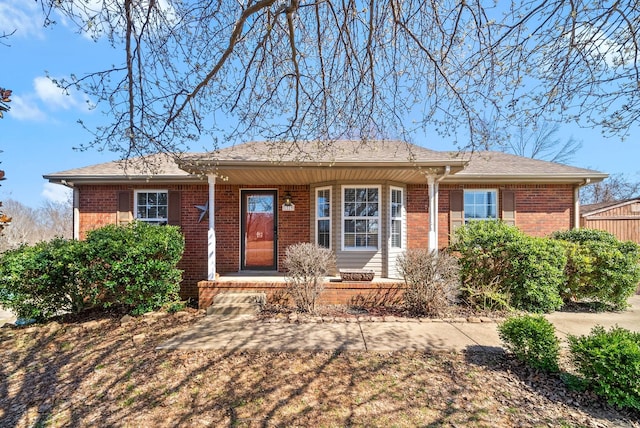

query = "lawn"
[1, 309, 638, 427]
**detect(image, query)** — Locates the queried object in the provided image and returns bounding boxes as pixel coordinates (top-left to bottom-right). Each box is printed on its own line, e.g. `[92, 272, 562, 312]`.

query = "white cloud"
[34, 77, 79, 110]
[9, 95, 47, 121]
[9, 76, 93, 122]
[0, 1, 45, 39]
[42, 183, 72, 204]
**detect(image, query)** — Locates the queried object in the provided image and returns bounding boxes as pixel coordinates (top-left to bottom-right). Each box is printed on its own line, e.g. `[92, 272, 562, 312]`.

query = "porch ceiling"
[208, 165, 462, 185]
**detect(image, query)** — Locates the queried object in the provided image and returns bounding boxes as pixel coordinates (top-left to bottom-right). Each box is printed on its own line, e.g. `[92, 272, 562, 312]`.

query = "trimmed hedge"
[0, 238, 84, 321]
[0, 222, 184, 320]
[552, 229, 640, 310]
[453, 221, 565, 313]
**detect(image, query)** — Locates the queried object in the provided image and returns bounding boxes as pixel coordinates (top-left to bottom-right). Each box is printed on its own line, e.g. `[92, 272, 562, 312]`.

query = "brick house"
[44, 140, 606, 306]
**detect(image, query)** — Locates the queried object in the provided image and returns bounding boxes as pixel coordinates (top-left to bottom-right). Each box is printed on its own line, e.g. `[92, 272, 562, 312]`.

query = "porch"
[197, 272, 405, 310]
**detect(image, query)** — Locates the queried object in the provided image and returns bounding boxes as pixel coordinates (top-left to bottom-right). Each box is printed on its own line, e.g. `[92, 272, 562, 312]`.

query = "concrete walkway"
[158, 295, 640, 352]
[0, 306, 17, 327]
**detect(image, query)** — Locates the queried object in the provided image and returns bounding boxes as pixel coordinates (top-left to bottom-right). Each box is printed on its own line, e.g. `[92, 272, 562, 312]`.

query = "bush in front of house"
[397, 248, 460, 317]
[498, 314, 560, 372]
[284, 243, 335, 313]
[568, 325, 640, 410]
[0, 238, 84, 321]
[453, 221, 565, 313]
[0, 222, 185, 320]
[79, 222, 184, 315]
[552, 229, 640, 310]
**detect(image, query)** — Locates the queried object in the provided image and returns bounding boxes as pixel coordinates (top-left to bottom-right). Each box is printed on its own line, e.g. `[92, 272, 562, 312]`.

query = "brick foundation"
[198, 280, 405, 309]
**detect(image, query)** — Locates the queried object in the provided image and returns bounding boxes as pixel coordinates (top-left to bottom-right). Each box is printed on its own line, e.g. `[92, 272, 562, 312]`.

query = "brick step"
[213, 292, 267, 305]
[206, 303, 263, 316]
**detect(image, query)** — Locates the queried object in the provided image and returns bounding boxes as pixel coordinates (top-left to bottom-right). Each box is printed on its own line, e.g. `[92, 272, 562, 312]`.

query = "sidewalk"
[158, 295, 640, 352]
[0, 306, 17, 327]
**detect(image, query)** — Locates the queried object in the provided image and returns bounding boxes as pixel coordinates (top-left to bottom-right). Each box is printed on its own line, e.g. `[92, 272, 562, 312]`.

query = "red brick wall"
[78, 182, 575, 299]
[77, 184, 310, 299]
[406, 185, 429, 249]
[77, 184, 209, 299]
[406, 183, 575, 251]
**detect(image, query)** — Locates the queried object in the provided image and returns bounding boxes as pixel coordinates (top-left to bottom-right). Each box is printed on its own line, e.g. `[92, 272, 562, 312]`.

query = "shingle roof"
[448, 151, 606, 183]
[183, 140, 461, 165]
[43, 141, 607, 186]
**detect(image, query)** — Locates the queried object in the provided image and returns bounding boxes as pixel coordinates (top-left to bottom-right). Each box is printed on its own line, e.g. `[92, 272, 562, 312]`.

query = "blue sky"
[1, 0, 639, 208]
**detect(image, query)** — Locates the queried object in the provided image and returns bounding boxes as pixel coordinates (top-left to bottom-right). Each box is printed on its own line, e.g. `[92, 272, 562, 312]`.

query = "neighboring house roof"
[44, 140, 607, 186]
[581, 198, 640, 217]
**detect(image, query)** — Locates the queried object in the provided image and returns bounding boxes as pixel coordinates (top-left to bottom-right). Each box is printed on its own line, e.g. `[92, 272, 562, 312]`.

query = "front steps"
[206, 292, 267, 316]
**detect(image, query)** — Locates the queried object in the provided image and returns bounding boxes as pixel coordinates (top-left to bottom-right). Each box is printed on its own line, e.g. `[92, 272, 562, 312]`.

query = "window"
[343, 186, 379, 250]
[135, 190, 168, 225]
[464, 189, 497, 222]
[316, 187, 331, 248]
[390, 187, 403, 248]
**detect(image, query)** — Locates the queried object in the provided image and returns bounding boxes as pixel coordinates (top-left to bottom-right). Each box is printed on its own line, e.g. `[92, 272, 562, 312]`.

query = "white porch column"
[427, 175, 438, 252]
[207, 174, 217, 281]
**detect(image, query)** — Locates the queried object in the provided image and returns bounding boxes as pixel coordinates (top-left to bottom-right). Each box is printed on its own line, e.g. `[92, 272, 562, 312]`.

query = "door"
[241, 190, 277, 270]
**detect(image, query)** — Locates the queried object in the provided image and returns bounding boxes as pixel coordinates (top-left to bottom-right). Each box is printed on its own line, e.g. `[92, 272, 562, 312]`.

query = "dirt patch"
[1, 308, 638, 427]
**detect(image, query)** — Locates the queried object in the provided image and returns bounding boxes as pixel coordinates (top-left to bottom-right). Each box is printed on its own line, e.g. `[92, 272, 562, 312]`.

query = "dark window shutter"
[502, 190, 516, 226]
[168, 191, 181, 226]
[117, 191, 132, 225]
[449, 189, 464, 233]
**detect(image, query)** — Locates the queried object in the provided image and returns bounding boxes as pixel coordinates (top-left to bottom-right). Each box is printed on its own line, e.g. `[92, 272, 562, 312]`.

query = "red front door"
[241, 190, 277, 270]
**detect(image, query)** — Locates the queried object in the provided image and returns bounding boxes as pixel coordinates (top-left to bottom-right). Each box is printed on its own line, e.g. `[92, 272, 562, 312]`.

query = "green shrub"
[498, 314, 560, 372]
[80, 222, 184, 315]
[453, 221, 565, 313]
[0, 239, 84, 321]
[553, 229, 640, 310]
[568, 326, 640, 410]
[397, 249, 460, 317]
[284, 243, 335, 313]
[0, 222, 185, 320]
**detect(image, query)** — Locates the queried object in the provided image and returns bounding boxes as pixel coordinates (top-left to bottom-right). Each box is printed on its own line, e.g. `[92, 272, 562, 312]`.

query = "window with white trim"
[316, 187, 331, 248]
[135, 190, 168, 225]
[464, 189, 497, 222]
[390, 187, 403, 248]
[343, 186, 379, 250]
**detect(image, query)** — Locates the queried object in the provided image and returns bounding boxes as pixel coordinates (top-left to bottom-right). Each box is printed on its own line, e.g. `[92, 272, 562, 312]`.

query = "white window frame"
[341, 185, 381, 251]
[390, 186, 404, 249]
[315, 186, 332, 249]
[463, 189, 498, 223]
[134, 189, 169, 225]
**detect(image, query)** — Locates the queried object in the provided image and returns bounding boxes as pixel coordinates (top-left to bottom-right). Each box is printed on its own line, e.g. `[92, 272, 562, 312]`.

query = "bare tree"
[34, 1, 640, 158]
[581, 173, 640, 205]
[0, 199, 72, 252]
[499, 122, 582, 164]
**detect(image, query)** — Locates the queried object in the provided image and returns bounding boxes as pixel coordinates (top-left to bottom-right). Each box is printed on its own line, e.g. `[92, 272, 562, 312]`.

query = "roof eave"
[443, 173, 608, 185]
[43, 174, 201, 186]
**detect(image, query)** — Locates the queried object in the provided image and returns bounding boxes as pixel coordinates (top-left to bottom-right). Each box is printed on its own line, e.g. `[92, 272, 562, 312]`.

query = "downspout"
[574, 178, 591, 229]
[61, 180, 79, 240]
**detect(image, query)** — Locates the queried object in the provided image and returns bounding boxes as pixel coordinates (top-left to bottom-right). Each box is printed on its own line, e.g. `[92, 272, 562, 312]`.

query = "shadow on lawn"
[463, 345, 640, 426]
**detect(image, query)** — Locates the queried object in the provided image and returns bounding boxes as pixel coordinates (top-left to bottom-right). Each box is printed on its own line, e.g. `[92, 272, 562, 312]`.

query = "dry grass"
[1, 309, 638, 427]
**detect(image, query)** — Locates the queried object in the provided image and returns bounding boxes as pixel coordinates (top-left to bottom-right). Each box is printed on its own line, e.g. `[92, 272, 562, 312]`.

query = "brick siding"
[78, 182, 575, 301]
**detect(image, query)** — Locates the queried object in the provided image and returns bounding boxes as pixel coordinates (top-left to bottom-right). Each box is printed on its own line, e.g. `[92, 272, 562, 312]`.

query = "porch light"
[283, 191, 293, 206]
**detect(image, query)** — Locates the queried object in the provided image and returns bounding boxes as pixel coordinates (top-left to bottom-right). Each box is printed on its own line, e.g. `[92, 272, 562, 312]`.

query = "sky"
[1, 0, 639, 208]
